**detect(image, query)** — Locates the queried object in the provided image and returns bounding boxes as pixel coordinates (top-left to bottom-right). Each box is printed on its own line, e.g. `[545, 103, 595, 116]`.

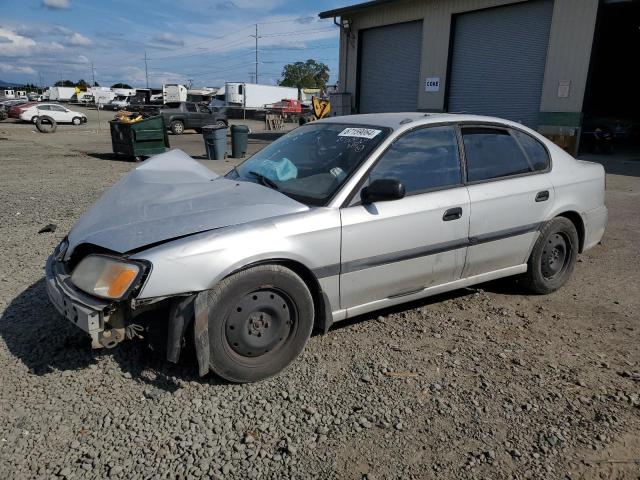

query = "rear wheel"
[170, 120, 184, 135]
[31, 116, 38, 124]
[521, 217, 579, 294]
[204, 265, 314, 383]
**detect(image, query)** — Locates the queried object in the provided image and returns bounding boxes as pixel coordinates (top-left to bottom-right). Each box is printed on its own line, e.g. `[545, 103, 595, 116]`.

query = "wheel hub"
[541, 233, 568, 279]
[225, 290, 293, 357]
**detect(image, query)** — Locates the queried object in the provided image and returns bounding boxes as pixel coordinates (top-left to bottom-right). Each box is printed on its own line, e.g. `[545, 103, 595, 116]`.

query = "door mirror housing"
[361, 178, 405, 204]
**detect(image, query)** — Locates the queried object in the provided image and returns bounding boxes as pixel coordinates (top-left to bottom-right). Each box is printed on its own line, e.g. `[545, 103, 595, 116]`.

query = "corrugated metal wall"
[358, 21, 423, 113]
[447, 0, 554, 127]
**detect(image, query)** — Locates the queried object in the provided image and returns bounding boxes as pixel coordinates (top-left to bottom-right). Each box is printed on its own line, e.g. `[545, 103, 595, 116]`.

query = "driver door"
[340, 125, 470, 311]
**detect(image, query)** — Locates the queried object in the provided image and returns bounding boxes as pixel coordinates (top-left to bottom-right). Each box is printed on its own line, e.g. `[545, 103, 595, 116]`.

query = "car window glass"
[51, 105, 66, 112]
[511, 130, 550, 171]
[462, 127, 532, 181]
[186, 103, 197, 112]
[37, 105, 51, 111]
[230, 123, 389, 206]
[369, 125, 461, 194]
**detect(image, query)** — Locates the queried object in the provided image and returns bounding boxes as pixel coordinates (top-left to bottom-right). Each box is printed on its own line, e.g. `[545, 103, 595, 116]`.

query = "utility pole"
[91, 61, 95, 87]
[144, 51, 149, 88]
[250, 24, 260, 84]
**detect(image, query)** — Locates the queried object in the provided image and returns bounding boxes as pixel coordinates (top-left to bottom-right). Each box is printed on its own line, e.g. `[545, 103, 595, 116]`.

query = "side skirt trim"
[343, 264, 527, 319]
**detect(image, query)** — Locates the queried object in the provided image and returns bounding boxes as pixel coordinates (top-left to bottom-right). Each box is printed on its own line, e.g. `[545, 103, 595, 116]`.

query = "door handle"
[443, 207, 463, 221]
[535, 190, 550, 202]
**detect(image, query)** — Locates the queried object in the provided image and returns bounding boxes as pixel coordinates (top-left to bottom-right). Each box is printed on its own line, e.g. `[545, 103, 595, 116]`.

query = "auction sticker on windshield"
[338, 127, 381, 139]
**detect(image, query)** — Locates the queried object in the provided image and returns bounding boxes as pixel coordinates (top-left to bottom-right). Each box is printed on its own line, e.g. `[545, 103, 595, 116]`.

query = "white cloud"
[0, 64, 36, 75]
[43, 0, 70, 9]
[77, 55, 89, 63]
[0, 27, 37, 57]
[65, 32, 91, 46]
[153, 33, 184, 46]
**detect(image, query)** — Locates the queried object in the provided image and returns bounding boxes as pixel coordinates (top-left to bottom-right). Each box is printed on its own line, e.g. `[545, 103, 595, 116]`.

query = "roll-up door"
[447, 0, 554, 128]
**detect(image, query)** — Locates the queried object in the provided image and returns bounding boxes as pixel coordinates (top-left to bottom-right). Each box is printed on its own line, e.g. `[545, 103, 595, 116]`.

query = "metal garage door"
[447, 0, 553, 128]
[358, 21, 422, 113]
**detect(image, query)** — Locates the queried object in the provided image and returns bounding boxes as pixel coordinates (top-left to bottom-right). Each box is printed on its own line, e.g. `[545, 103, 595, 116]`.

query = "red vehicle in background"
[265, 99, 302, 122]
[9, 101, 37, 119]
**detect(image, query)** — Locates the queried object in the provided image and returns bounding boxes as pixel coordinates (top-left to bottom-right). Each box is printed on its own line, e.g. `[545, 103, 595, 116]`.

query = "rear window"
[462, 127, 532, 182]
[511, 130, 550, 171]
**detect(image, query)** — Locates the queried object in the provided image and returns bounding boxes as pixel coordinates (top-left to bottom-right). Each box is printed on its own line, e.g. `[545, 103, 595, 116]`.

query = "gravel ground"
[0, 111, 639, 479]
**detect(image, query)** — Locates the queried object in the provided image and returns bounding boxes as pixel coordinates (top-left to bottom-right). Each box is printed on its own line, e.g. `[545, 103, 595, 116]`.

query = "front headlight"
[71, 255, 146, 300]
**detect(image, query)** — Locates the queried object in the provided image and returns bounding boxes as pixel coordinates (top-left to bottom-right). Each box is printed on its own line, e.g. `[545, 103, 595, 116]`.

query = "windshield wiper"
[248, 171, 279, 190]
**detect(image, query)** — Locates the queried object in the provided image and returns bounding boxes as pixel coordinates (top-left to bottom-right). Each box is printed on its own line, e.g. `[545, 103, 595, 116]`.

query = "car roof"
[316, 112, 533, 132]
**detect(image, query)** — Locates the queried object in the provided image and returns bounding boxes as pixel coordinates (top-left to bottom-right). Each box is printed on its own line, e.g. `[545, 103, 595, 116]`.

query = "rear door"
[340, 125, 470, 310]
[184, 102, 199, 128]
[460, 125, 554, 278]
[48, 105, 69, 122]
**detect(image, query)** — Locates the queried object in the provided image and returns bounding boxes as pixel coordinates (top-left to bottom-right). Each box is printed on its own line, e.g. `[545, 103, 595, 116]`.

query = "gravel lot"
[1, 108, 639, 479]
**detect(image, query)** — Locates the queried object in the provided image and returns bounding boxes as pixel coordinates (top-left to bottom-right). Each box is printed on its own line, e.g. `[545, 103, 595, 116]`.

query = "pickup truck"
[159, 102, 228, 135]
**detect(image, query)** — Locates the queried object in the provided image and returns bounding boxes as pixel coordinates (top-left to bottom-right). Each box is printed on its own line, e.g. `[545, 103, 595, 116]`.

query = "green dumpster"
[109, 115, 170, 161]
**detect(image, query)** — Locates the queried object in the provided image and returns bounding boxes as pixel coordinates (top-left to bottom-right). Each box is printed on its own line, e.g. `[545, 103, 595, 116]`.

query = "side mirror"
[361, 178, 405, 204]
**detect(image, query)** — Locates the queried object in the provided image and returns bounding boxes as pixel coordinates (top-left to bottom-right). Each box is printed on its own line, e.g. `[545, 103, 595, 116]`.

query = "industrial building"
[320, 0, 639, 154]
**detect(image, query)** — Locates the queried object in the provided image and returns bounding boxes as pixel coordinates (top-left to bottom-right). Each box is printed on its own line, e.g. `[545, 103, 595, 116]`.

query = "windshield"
[226, 123, 389, 206]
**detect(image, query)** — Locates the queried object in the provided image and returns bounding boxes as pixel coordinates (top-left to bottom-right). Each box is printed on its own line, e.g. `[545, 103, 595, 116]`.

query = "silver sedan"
[45, 113, 607, 382]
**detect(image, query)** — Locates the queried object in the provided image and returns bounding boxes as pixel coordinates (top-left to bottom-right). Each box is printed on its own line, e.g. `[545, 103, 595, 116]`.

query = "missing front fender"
[166, 295, 195, 363]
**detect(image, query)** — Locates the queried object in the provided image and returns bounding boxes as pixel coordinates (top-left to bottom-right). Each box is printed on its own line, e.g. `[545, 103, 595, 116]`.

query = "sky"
[0, 0, 354, 88]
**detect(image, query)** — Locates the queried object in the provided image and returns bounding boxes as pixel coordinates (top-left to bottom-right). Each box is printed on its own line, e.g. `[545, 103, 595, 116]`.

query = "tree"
[279, 59, 329, 90]
[75, 79, 89, 91]
[54, 80, 75, 87]
[111, 82, 132, 89]
[93, 81, 100, 87]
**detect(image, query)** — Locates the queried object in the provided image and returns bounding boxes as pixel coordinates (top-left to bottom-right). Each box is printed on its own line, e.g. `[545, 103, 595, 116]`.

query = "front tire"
[170, 120, 184, 135]
[204, 265, 314, 383]
[521, 217, 579, 294]
[72, 117, 81, 125]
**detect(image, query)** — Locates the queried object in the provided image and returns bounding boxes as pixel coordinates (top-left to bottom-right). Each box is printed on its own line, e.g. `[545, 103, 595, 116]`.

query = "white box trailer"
[162, 84, 187, 103]
[48, 87, 76, 101]
[2, 89, 16, 99]
[90, 87, 115, 105]
[225, 82, 298, 110]
[111, 88, 136, 98]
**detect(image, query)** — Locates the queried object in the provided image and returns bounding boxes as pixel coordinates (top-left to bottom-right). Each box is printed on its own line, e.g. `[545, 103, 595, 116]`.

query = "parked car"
[159, 101, 227, 135]
[20, 103, 87, 124]
[9, 101, 38, 118]
[45, 113, 607, 383]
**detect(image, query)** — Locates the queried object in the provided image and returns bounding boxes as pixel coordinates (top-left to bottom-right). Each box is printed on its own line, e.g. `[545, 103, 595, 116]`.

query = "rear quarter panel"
[546, 143, 605, 214]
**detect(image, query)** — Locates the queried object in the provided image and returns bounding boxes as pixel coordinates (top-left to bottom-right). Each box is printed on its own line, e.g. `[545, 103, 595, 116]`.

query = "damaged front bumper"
[45, 255, 126, 349]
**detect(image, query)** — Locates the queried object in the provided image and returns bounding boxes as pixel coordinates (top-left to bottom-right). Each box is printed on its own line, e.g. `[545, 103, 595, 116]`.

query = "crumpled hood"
[66, 149, 308, 256]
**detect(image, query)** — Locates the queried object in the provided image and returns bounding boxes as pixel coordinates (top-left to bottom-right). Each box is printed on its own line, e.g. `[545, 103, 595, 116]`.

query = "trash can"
[231, 124, 250, 158]
[109, 115, 169, 161]
[202, 124, 228, 160]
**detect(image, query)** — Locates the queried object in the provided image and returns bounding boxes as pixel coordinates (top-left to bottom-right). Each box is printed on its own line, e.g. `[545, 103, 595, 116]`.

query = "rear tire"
[170, 120, 184, 135]
[204, 265, 314, 383]
[521, 217, 579, 294]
